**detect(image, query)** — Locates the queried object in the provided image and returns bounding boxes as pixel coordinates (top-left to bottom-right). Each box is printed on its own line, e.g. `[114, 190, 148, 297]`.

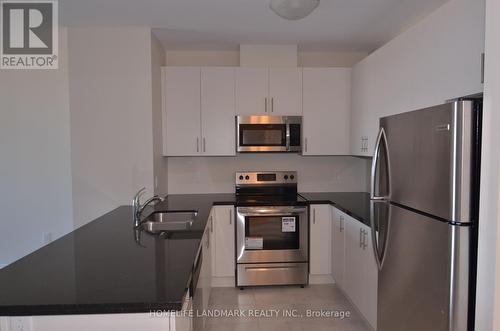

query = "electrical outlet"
[10, 317, 32, 331]
[43, 232, 52, 244]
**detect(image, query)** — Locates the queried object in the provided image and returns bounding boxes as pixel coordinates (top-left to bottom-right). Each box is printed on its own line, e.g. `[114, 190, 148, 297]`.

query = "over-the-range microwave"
[236, 116, 302, 153]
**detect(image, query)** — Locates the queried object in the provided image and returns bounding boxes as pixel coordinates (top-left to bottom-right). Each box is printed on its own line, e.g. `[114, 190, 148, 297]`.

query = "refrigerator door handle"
[370, 127, 391, 201]
[370, 201, 391, 270]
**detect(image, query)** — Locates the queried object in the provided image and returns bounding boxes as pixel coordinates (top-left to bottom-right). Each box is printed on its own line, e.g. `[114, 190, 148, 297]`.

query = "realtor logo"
[1, 0, 58, 69]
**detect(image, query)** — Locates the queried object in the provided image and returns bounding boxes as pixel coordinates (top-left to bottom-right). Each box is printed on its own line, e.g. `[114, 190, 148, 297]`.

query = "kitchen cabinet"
[235, 67, 268, 115]
[349, 66, 378, 157]
[235, 67, 302, 116]
[170, 290, 192, 331]
[201, 67, 236, 156]
[163, 67, 201, 156]
[343, 214, 377, 329]
[309, 205, 332, 276]
[200, 224, 212, 329]
[302, 68, 351, 155]
[331, 207, 346, 288]
[163, 67, 236, 156]
[268, 68, 302, 115]
[210, 206, 235, 282]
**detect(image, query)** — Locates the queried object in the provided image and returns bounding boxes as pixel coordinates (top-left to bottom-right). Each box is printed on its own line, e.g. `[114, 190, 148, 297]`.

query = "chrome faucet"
[132, 187, 164, 227]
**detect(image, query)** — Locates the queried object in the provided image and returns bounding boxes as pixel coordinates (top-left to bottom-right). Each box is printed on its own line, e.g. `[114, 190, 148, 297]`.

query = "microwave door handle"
[286, 122, 291, 151]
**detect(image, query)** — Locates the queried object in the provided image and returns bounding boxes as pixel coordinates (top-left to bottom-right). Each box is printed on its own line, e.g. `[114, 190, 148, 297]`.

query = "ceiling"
[60, 0, 449, 52]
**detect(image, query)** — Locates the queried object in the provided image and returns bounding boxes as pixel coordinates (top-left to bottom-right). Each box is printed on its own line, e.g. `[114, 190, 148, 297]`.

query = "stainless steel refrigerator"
[370, 97, 482, 331]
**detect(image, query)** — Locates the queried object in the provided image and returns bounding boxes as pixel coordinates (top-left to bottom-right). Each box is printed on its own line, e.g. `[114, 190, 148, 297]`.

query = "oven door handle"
[238, 213, 299, 217]
[236, 207, 307, 216]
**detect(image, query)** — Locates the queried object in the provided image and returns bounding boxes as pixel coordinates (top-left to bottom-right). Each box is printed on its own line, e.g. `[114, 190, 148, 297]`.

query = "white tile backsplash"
[167, 154, 370, 194]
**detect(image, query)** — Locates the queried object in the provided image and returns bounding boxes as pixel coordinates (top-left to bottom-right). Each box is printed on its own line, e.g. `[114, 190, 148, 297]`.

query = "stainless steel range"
[235, 171, 309, 288]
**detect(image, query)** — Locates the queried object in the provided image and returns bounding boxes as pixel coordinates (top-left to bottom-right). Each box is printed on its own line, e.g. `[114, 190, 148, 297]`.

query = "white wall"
[475, 0, 500, 328]
[351, 0, 485, 154]
[165, 50, 367, 67]
[0, 29, 73, 266]
[151, 33, 168, 197]
[167, 155, 370, 194]
[68, 27, 155, 228]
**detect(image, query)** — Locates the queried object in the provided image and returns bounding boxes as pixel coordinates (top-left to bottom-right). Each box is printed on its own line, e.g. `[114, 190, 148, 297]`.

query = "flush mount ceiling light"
[270, 0, 320, 20]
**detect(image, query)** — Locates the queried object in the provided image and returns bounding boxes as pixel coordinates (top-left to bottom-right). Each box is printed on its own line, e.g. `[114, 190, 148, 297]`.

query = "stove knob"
[284, 175, 289, 180]
[239, 175, 244, 180]
[245, 175, 250, 180]
[290, 175, 295, 180]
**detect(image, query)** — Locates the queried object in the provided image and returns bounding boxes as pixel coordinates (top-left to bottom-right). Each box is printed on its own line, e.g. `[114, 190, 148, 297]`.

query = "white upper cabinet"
[302, 68, 351, 155]
[235, 67, 269, 115]
[269, 68, 302, 115]
[163, 67, 201, 156]
[201, 67, 236, 156]
[350, 0, 484, 157]
[309, 204, 332, 276]
[236, 67, 302, 116]
[163, 67, 236, 156]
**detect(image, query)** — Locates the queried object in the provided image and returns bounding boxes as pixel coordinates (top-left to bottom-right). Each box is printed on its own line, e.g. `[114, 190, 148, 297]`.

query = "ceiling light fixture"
[270, 0, 320, 21]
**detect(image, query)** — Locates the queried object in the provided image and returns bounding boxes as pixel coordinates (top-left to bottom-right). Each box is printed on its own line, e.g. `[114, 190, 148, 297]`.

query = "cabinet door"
[343, 216, 365, 311]
[235, 67, 269, 115]
[213, 206, 235, 278]
[202, 227, 212, 315]
[309, 205, 332, 275]
[269, 68, 302, 115]
[201, 67, 236, 156]
[332, 208, 346, 288]
[361, 223, 378, 329]
[350, 67, 379, 157]
[303, 68, 351, 155]
[163, 67, 201, 156]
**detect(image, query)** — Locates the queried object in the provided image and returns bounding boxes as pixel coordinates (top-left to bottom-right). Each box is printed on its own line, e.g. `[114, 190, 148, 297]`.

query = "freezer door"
[379, 101, 476, 223]
[376, 203, 471, 331]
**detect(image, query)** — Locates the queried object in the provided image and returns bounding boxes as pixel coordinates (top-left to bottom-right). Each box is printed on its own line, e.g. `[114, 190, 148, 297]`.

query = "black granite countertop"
[299, 192, 371, 227]
[0, 194, 235, 316]
[0, 192, 369, 316]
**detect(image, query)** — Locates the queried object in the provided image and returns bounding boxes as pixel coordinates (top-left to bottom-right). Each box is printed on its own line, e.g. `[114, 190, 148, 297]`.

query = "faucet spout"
[132, 188, 164, 227]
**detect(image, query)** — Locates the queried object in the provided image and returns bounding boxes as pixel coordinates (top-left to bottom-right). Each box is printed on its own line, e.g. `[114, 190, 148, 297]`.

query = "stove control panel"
[236, 171, 298, 185]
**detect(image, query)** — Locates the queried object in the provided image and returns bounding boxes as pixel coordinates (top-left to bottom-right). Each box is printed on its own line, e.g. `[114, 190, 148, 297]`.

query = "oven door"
[236, 206, 308, 263]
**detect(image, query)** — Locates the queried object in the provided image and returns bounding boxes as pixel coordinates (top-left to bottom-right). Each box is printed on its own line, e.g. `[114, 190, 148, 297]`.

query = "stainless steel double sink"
[140, 211, 197, 234]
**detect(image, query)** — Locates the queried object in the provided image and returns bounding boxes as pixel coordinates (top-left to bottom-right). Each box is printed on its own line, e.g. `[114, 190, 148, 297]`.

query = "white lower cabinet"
[309, 205, 333, 282]
[170, 290, 192, 331]
[200, 225, 212, 330]
[331, 207, 346, 288]
[340, 210, 378, 330]
[209, 206, 236, 286]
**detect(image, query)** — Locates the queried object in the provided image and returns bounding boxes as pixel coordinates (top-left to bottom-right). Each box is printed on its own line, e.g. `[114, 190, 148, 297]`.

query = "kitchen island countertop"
[0, 192, 370, 316]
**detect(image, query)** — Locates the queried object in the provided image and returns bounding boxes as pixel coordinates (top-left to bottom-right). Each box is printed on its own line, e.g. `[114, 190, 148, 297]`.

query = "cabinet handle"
[229, 209, 232, 225]
[203, 137, 206, 153]
[271, 98, 274, 113]
[265, 98, 268, 113]
[313, 208, 316, 224]
[304, 138, 308, 153]
[196, 137, 199, 153]
[210, 217, 213, 233]
[339, 216, 344, 232]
